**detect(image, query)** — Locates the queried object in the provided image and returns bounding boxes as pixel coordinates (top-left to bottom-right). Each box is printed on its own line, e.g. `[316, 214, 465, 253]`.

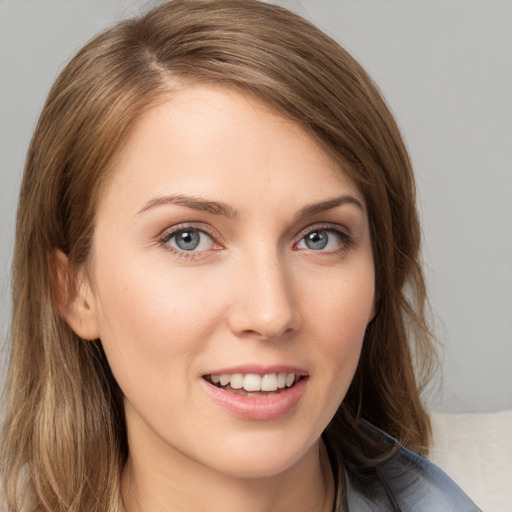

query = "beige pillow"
[428, 410, 512, 512]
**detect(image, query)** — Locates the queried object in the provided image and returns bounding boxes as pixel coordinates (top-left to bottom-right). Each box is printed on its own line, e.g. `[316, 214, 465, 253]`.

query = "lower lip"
[201, 377, 307, 421]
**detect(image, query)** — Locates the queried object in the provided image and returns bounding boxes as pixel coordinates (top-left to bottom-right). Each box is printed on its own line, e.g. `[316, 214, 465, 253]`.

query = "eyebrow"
[294, 195, 365, 221]
[137, 193, 364, 219]
[137, 194, 239, 218]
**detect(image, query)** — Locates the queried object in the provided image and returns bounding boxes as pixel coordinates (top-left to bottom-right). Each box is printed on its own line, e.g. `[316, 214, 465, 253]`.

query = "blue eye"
[296, 228, 347, 251]
[165, 228, 214, 252]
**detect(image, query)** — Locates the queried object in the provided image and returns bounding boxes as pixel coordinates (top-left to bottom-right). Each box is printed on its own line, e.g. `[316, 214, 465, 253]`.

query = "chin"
[198, 432, 319, 480]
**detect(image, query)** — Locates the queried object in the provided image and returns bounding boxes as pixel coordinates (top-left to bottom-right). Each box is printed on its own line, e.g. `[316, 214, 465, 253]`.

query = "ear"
[368, 287, 379, 325]
[51, 250, 100, 340]
[369, 301, 377, 324]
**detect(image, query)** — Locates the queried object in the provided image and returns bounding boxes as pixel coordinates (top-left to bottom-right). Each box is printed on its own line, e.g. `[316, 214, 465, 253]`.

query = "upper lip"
[202, 364, 309, 377]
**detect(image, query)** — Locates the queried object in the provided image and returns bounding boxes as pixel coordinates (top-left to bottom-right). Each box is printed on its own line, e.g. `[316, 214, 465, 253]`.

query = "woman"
[0, 1, 481, 510]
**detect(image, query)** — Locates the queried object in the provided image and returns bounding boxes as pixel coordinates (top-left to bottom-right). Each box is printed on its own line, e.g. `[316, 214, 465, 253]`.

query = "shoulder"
[343, 421, 482, 511]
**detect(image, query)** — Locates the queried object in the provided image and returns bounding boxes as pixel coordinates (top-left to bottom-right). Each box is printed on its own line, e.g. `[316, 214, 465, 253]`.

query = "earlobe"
[369, 303, 377, 324]
[366, 298, 377, 329]
[51, 250, 100, 341]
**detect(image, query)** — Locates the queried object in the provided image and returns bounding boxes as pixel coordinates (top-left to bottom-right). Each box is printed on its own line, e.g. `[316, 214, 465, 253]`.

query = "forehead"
[98, 85, 365, 218]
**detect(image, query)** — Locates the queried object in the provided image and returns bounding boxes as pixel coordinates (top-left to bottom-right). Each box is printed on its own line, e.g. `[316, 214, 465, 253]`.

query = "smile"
[204, 372, 301, 395]
[201, 370, 309, 420]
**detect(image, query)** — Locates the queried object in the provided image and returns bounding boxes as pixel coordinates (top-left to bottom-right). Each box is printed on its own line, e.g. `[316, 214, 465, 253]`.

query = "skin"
[64, 85, 375, 512]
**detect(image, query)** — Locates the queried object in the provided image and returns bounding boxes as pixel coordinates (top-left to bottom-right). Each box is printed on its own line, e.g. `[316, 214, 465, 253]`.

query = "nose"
[227, 249, 301, 340]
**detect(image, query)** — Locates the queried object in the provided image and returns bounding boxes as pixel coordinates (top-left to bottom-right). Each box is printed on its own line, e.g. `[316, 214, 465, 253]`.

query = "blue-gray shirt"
[334, 423, 482, 511]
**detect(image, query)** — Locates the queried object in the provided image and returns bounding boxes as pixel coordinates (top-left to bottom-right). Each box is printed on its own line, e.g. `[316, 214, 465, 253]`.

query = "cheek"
[302, 265, 374, 383]
[90, 255, 223, 387]
[305, 261, 374, 329]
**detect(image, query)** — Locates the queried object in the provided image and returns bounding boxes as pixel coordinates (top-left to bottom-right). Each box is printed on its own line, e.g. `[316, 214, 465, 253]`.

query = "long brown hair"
[1, 1, 436, 510]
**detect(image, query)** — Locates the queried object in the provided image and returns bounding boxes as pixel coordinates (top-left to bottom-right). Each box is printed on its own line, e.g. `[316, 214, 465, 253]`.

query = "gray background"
[1, 0, 511, 414]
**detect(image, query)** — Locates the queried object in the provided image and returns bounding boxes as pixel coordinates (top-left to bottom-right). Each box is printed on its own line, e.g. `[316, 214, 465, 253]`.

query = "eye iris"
[175, 230, 200, 251]
[305, 231, 328, 250]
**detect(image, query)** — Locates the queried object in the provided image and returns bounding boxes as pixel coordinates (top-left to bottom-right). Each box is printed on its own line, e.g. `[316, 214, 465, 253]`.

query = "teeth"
[243, 374, 262, 392]
[230, 373, 244, 389]
[208, 372, 300, 392]
[261, 374, 277, 391]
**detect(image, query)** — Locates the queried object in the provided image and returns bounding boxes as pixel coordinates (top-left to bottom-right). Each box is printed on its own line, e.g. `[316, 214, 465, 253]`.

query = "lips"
[201, 367, 309, 420]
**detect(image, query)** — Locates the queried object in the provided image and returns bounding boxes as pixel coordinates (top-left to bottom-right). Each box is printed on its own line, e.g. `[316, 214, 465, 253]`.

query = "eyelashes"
[158, 223, 354, 261]
[164, 228, 215, 252]
[294, 226, 353, 252]
[158, 223, 222, 260]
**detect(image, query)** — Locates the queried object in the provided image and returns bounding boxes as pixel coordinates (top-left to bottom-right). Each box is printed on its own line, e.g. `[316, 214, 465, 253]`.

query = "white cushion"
[428, 410, 512, 512]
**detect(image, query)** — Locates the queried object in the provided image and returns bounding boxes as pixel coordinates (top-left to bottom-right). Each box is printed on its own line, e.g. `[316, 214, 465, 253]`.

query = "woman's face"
[80, 85, 375, 478]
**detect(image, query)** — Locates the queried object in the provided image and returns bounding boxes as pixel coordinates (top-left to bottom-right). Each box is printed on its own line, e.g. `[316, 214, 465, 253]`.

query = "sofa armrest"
[428, 410, 512, 512]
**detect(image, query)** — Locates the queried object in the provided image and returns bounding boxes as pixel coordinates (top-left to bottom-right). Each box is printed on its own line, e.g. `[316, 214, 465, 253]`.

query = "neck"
[121, 434, 334, 512]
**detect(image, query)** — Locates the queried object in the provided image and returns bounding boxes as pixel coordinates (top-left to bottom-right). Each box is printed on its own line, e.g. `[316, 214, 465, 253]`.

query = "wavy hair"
[1, 1, 436, 510]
